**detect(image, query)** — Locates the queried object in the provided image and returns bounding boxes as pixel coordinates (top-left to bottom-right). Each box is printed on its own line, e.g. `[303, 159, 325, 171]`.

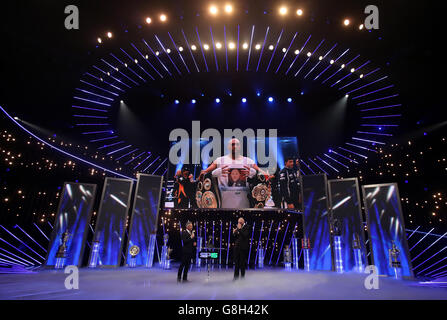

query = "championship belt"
[201, 191, 218, 208]
[195, 191, 203, 208]
[203, 178, 212, 191]
[252, 183, 270, 202]
[197, 181, 203, 191]
[129, 245, 140, 258]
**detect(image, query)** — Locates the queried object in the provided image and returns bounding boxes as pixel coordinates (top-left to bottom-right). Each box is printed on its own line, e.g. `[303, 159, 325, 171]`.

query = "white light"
[229, 42, 235, 49]
[179, 46, 183, 52]
[282, 48, 287, 53]
[294, 49, 299, 55]
[210, 5, 218, 15]
[146, 17, 152, 24]
[13, 117, 19, 120]
[160, 14, 167, 22]
[242, 42, 248, 49]
[319, 56, 323, 60]
[345, 94, 349, 98]
[330, 59, 334, 64]
[204, 44, 210, 50]
[224, 4, 233, 13]
[344, 19, 350, 26]
[191, 45, 197, 51]
[216, 42, 222, 49]
[359, 24, 364, 30]
[120, 100, 124, 103]
[155, 51, 160, 56]
[97, 37, 102, 43]
[297, 9, 303, 16]
[106, 32, 112, 38]
[145, 55, 149, 59]
[166, 49, 171, 54]
[255, 44, 261, 50]
[269, 45, 274, 50]
[242, 98, 247, 103]
[279, 7, 288, 15]
[350, 68, 355, 73]
[307, 52, 311, 57]
[124, 63, 128, 67]
[341, 64, 345, 68]
[134, 59, 138, 64]
[360, 74, 364, 78]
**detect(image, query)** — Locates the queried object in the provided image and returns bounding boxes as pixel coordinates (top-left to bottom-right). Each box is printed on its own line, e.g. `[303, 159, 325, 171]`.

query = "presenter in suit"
[177, 221, 196, 282]
[233, 217, 250, 280]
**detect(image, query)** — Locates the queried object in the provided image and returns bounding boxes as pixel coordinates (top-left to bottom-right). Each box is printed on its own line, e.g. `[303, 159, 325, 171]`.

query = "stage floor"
[1, 266, 447, 300]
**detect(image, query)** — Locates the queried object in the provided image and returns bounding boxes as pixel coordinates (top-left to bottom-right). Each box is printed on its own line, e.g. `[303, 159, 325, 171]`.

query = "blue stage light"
[174, 100, 179, 104]
[242, 98, 247, 103]
[192, 99, 196, 104]
[268, 97, 274, 102]
[301, 91, 304, 95]
[215, 98, 220, 103]
[257, 92, 261, 96]
[287, 98, 292, 103]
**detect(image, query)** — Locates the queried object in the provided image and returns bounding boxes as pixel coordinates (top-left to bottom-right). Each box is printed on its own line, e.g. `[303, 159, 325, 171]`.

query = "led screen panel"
[90, 178, 133, 267]
[302, 174, 332, 270]
[362, 183, 414, 278]
[45, 183, 97, 267]
[328, 178, 367, 272]
[126, 174, 163, 266]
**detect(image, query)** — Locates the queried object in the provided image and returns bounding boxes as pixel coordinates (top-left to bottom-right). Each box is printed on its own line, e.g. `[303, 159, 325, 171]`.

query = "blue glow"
[215, 98, 220, 103]
[174, 100, 179, 104]
[287, 98, 292, 103]
[257, 92, 261, 96]
[301, 91, 304, 95]
[268, 97, 274, 102]
[192, 99, 196, 104]
[242, 98, 247, 103]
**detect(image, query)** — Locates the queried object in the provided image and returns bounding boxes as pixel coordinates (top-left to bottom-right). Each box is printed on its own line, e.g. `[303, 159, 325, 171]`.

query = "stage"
[1, 267, 447, 300]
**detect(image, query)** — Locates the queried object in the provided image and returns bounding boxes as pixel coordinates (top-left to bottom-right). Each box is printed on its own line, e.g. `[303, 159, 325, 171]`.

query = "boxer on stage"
[177, 221, 196, 282]
[232, 217, 250, 280]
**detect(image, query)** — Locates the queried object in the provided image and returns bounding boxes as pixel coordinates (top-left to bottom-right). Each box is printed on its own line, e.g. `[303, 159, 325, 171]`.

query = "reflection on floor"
[1, 266, 447, 300]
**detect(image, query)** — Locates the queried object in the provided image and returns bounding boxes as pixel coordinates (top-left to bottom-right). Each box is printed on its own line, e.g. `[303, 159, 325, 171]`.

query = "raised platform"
[1, 266, 447, 300]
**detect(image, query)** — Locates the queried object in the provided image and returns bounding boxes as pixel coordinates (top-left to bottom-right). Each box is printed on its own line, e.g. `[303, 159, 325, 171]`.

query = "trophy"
[55, 231, 70, 269]
[160, 234, 169, 269]
[129, 245, 140, 268]
[389, 241, 402, 279]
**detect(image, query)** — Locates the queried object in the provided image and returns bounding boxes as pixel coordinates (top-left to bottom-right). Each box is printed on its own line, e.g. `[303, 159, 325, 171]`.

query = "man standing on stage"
[233, 217, 250, 280]
[279, 157, 302, 210]
[177, 221, 196, 282]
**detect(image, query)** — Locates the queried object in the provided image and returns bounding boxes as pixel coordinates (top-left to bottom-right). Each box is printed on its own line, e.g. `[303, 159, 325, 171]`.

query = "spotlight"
[179, 46, 184, 52]
[155, 51, 160, 56]
[204, 44, 210, 50]
[192, 99, 196, 104]
[282, 48, 287, 53]
[296, 9, 303, 16]
[209, 5, 218, 15]
[124, 63, 128, 67]
[319, 56, 323, 60]
[191, 45, 197, 51]
[146, 17, 152, 24]
[330, 59, 334, 64]
[341, 64, 345, 68]
[13, 117, 19, 120]
[216, 42, 222, 49]
[343, 19, 350, 26]
[294, 49, 299, 55]
[307, 52, 311, 57]
[287, 98, 292, 103]
[301, 91, 304, 95]
[160, 14, 167, 22]
[229, 42, 235, 49]
[242, 98, 247, 103]
[175, 100, 180, 104]
[224, 4, 233, 13]
[359, 74, 364, 78]
[120, 100, 124, 103]
[97, 37, 102, 43]
[256, 92, 261, 96]
[242, 42, 248, 49]
[145, 54, 149, 59]
[215, 98, 221, 103]
[134, 59, 138, 64]
[106, 32, 113, 38]
[359, 24, 364, 30]
[269, 45, 274, 50]
[350, 68, 355, 73]
[255, 44, 261, 50]
[345, 94, 349, 98]
[166, 49, 171, 54]
[268, 97, 274, 102]
[279, 7, 288, 15]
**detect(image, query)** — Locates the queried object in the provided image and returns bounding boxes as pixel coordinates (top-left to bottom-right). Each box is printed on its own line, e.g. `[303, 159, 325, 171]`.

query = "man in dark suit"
[233, 217, 250, 280]
[177, 221, 196, 282]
